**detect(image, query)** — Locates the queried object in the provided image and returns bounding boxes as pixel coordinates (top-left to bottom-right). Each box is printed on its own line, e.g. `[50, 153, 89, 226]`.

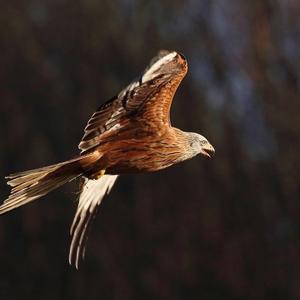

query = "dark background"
[0, 1, 299, 299]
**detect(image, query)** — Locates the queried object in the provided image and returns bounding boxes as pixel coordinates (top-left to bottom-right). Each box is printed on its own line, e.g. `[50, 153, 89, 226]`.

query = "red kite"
[0, 50, 215, 268]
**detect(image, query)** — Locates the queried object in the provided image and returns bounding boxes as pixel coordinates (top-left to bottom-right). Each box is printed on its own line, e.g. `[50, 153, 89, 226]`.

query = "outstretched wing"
[79, 50, 188, 154]
[69, 175, 118, 268]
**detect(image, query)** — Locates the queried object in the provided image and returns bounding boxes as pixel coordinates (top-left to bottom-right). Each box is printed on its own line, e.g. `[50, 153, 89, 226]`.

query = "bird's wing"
[79, 50, 187, 154]
[69, 175, 118, 268]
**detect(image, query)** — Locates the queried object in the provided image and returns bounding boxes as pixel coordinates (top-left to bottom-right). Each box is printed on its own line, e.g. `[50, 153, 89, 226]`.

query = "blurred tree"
[0, 0, 299, 299]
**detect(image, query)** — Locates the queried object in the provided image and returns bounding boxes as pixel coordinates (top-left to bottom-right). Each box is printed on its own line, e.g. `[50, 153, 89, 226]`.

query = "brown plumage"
[0, 50, 215, 268]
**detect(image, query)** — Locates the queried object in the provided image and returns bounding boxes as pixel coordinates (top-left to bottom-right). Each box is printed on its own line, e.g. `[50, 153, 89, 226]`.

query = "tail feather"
[0, 151, 102, 215]
[6, 163, 61, 182]
[1, 175, 73, 213]
[6, 164, 65, 197]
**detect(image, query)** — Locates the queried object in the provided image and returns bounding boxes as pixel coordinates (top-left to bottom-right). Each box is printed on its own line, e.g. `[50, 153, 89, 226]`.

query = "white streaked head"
[185, 132, 215, 159]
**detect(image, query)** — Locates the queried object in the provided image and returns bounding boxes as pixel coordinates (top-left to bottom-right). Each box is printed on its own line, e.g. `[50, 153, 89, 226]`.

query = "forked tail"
[0, 151, 102, 215]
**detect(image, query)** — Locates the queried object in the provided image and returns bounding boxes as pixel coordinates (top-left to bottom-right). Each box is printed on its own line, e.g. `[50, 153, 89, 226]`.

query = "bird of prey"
[0, 50, 215, 268]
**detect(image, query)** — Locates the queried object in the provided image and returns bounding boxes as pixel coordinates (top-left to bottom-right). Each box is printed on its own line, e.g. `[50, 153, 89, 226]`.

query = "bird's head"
[186, 132, 215, 159]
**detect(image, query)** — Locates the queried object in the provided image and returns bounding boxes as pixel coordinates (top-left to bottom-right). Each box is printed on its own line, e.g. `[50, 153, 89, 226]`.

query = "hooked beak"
[201, 143, 215, 158]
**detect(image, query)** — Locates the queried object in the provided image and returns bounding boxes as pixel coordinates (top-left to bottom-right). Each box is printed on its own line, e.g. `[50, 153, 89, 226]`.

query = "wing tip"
[142, 50, 183, 83]
[68, 175, 118, 268]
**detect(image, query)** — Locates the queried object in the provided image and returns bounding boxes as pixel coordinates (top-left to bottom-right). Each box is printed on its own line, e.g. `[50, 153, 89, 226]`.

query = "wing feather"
[79, 50, 187, 154]
[69, 175, 118, 268]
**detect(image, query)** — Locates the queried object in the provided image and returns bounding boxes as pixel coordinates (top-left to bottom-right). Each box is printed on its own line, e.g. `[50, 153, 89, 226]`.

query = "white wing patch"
[118, 80, 140, 98]
[142, 51, 177, 83]
[69, 175, 118, 268]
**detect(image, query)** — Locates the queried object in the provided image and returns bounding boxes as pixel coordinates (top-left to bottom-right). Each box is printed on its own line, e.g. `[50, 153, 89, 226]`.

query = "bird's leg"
[90, 169, 106, 180]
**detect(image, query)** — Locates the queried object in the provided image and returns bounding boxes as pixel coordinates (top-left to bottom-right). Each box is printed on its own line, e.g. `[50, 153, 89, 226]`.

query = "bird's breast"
[102, 134, 185, 174]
